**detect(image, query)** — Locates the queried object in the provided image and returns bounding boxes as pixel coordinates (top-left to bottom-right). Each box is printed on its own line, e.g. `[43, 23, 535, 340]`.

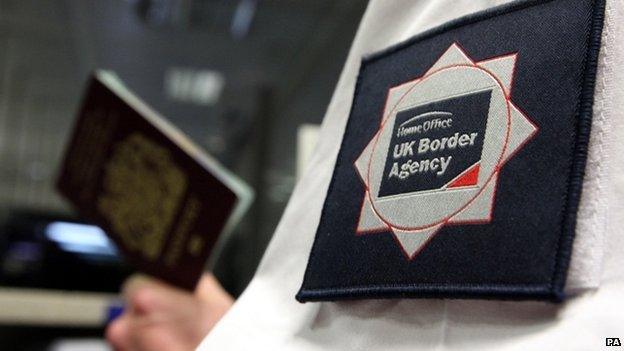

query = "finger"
[127, 280, 195, 317]
[123, 274, 171, 315]
[134, 287, 157, 317]
[105, 314, 131, 351]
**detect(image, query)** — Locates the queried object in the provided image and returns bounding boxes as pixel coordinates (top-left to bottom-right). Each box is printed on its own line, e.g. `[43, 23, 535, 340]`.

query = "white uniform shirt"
[198, 0, 624, 349]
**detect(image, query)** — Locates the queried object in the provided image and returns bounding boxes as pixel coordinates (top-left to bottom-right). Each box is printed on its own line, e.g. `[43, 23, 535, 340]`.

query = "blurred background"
[0, 0, 367, 349]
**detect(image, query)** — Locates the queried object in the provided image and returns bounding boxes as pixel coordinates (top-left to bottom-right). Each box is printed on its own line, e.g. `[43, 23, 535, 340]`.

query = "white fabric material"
[567, 0, 615, 292]
[198, 0, 624, 349]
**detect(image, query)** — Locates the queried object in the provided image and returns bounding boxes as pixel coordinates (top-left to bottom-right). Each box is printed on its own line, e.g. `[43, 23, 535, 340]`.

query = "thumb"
[123, 274, 194, 316]
[122, 274, 165, 315]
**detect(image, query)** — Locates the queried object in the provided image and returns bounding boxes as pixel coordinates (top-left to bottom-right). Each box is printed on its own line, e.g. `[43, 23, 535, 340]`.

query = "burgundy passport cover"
[57, 72, 247, 291]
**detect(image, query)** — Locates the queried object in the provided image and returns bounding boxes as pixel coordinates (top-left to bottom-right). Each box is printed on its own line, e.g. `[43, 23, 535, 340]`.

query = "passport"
[57, 71, 253, 291]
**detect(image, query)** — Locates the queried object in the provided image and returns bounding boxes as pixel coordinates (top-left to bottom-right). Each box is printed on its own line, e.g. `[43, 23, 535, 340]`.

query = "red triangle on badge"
[448, 163, 480, 188]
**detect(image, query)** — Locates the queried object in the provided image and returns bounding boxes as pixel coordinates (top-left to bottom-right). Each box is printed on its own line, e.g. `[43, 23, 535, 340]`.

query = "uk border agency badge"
[354, 43, 537, 258]
[297, 0, 605, 302]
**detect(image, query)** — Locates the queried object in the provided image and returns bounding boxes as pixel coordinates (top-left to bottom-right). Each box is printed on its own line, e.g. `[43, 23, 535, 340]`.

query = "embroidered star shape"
[354, 43, 538, 259]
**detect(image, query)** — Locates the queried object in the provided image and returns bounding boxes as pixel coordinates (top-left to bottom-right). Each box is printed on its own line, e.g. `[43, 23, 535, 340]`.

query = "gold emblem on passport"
[98, 133, 188, 261]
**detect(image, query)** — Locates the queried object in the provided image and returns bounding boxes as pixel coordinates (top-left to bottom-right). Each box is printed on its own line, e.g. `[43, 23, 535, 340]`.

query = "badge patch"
[355, 44, 537, 258]
[297, 0, 605, 302]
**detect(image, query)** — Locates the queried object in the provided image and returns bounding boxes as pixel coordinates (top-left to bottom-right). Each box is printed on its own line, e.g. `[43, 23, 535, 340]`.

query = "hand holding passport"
[57, 71, 252, 291]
